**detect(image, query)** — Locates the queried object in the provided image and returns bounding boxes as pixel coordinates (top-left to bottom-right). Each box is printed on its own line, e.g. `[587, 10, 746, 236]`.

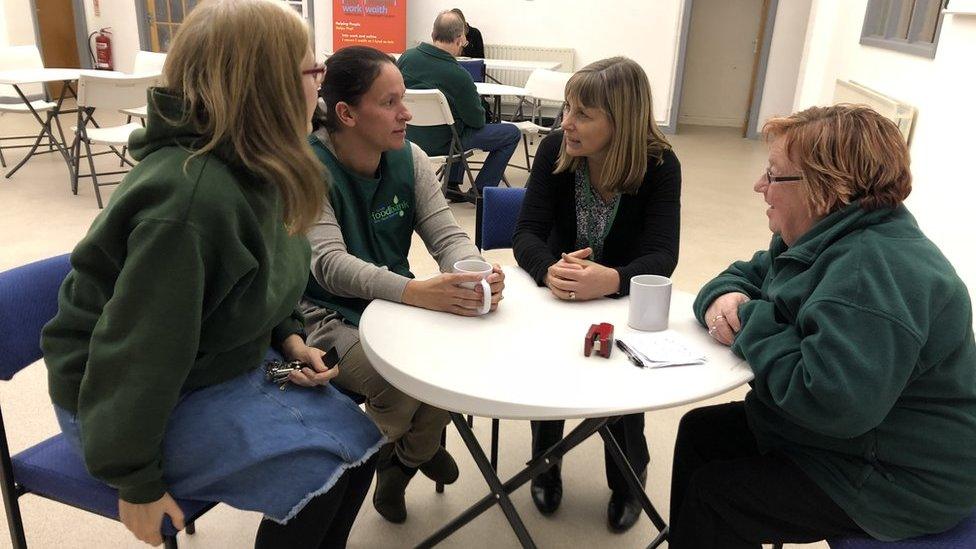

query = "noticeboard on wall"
[332, 0, 407, 53]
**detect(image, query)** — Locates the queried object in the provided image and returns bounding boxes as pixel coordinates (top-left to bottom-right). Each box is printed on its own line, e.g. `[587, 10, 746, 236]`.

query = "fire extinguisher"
[88, 28, 113, 71]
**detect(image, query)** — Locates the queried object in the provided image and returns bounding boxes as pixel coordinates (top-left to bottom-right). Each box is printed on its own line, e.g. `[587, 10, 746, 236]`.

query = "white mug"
[628, 275, 672, 331]
[453, 259, 493, 315]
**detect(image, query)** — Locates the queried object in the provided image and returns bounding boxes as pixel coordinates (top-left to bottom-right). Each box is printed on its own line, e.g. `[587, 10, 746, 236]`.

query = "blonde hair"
[762, 104, 912, 214]
[554, 57, 671, 195]
[160, 0, 324, 234]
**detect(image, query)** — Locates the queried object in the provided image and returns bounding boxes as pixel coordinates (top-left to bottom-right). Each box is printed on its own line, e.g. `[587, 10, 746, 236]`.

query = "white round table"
[359, 267, 753, 548]
[360, 267, 752, 420]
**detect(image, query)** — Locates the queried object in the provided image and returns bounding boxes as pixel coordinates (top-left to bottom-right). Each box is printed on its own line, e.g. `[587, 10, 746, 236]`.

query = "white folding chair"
[122, 51, 165, 121]
[117, 51, 166, 164]
[403, 88, 478, 194]
[72, 73, 159, 208]
[0, 45, 63, 170]
[510, 69, 573, 169]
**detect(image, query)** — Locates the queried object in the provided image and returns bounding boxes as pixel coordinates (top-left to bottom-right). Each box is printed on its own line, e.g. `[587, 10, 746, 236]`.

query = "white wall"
[82, 0, 140, 72]
[315, 0, 688, 127]
[679, 0, 762, 127]
[755, 0, 813, 129]
[794, 0, 976, 296]
[3, 0, 35, 46]
[0, 5, 9, 47]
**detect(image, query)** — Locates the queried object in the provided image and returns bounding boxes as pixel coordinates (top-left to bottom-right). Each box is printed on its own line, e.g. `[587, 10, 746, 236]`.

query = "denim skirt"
[55, 350, 384, 523]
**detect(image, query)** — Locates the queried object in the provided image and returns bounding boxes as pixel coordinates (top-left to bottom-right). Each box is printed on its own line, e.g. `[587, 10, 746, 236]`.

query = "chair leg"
[436, 427, 447, 494]
[0, 142, 6, 168]
[522, 134, 531, 171]
[490, 418, 499, 471]
[81, 137, 104, 209]
[467, 414, 474, 428]
[120, 115, 131, 167]
[186, 521, 196, 535]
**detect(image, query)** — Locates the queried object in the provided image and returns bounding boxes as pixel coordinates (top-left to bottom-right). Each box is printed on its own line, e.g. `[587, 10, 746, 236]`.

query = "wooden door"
[146, 0, 200, 52]
[35, 0, 81, 97]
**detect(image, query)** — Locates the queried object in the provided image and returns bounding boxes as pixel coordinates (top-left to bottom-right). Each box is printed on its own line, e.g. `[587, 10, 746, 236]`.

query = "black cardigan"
[512, 131, 681, 296]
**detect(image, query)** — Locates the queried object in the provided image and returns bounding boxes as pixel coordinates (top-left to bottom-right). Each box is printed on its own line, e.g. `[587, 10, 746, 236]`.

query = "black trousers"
[254, 454, 377, 549]
[531, 413, 649, 494]
[669, 402, 864, 549]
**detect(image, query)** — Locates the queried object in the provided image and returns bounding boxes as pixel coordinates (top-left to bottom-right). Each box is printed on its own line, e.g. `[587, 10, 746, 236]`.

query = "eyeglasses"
[302, 63, 326, 85]
[765, 168, 803, 186]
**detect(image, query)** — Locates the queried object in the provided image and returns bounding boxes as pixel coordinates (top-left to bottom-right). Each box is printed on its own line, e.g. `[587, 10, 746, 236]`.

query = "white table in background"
[0, 68, 124, 178]
[359, 267, 752, 548]
[475, 82, 529, 123]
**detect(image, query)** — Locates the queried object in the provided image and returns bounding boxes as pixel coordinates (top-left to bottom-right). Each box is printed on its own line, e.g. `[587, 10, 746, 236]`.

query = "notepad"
[623, 331, 707, 369]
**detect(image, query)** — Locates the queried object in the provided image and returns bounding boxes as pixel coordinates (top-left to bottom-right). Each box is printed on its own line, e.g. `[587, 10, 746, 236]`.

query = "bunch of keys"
[263, 348, 339, 390]
[264, 359, 311, 390]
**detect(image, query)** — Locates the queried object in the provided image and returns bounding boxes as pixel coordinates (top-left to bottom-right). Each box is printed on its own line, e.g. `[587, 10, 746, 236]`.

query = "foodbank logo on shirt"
[371, 195, 410, 223]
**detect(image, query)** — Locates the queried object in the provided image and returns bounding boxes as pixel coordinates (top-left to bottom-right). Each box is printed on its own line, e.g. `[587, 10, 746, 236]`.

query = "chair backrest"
[404, 88, 456, 127]
[77, 73, 160, 111]
[458, 59, 486, 83]
[0, 255, 71, 381]
[523, 69, 572, 103]
[475, 187, 527, 251]
[0, 45, 45, 100]
[131, 50, 167, 75]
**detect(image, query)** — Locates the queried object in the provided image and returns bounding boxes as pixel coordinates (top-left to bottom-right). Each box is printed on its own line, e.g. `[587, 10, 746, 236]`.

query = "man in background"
[398, 10, 520, 202]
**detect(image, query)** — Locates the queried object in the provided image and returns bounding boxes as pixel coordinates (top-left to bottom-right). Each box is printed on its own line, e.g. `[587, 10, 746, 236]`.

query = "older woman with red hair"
[670, 104, 976, 548]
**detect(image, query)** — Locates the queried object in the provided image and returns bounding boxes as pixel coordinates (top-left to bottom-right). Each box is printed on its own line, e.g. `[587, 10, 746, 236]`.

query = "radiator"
[483, 44, 575, 88]
[833, 80, 916, 143]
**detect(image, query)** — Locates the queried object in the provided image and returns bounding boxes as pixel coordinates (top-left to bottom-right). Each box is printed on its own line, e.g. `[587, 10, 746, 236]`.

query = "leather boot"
[607, 469, 647, 533]
[530, 464, 562, 515]
[418, 446, 459, 485]
[372, 444, 416, 523]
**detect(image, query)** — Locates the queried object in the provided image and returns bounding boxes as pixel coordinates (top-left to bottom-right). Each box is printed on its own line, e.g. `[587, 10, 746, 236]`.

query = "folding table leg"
[417, 415, 610, 548]
[599, 427, 669, 548]
[444, 413, 535, 548]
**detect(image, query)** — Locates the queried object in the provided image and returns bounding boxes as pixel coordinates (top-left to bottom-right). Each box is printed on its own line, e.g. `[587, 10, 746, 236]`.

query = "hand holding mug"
[402, 271, 488, 316]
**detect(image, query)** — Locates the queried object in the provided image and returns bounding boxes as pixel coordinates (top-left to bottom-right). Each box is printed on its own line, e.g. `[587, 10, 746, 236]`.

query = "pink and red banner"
[333, 0, 407, 54]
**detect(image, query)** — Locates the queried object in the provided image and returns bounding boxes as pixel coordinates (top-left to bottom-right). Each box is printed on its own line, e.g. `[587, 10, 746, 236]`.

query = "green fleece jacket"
[396, 42, 485, 156]
[41, 88, 311, 504]
[694, 202, 976, 540]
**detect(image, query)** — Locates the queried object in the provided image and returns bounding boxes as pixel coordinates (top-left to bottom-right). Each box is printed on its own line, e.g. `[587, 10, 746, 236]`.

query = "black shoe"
[418, 446, 459, 484]
[607, 469, 647, 533]
[530, 466, 562, 515]
[445, 183, 467, 203]
[372, 444, 416, 523]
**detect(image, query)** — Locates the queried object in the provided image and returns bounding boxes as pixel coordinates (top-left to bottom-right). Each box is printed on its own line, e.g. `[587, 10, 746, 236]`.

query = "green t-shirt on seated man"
[397, 42, 486, 156]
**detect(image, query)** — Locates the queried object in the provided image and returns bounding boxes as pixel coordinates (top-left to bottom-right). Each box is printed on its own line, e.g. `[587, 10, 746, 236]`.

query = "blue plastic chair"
[0, 255, 215, 549]
[458, 59, 486, 83]
[472, 187, 527, 470]
[475, 186, 527, 251]
[827, 512, 976, 549]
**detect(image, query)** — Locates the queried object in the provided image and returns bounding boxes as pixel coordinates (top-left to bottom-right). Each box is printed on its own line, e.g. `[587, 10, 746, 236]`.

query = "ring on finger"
[713, 314, 725, 322]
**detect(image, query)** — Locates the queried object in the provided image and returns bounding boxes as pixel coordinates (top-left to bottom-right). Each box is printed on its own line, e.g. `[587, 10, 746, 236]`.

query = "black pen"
[615, 339, 645, 368]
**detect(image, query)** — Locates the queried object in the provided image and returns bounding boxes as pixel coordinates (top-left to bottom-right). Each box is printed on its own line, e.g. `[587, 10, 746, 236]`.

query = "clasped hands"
[544, 247, 620, 301]
[703, 292, 750, 346]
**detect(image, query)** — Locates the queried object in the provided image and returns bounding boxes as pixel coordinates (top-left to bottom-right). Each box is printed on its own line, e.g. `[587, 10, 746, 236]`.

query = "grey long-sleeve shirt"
[306, 129, 481, 306]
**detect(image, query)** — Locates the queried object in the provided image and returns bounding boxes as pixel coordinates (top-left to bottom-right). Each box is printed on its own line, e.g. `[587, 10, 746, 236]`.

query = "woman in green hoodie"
[669, 104, 976, 548]
[40, 1, 383, 547]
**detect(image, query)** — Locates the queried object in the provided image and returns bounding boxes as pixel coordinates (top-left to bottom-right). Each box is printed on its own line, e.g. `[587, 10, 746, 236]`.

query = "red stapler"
[584, 323, 614, 358]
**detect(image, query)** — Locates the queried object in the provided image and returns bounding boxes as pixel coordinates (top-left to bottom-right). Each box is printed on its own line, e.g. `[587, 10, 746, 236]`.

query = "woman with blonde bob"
[513, 56, 681, 532]
[41, 0, 383, 546]
[672, 104, 976, 548]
